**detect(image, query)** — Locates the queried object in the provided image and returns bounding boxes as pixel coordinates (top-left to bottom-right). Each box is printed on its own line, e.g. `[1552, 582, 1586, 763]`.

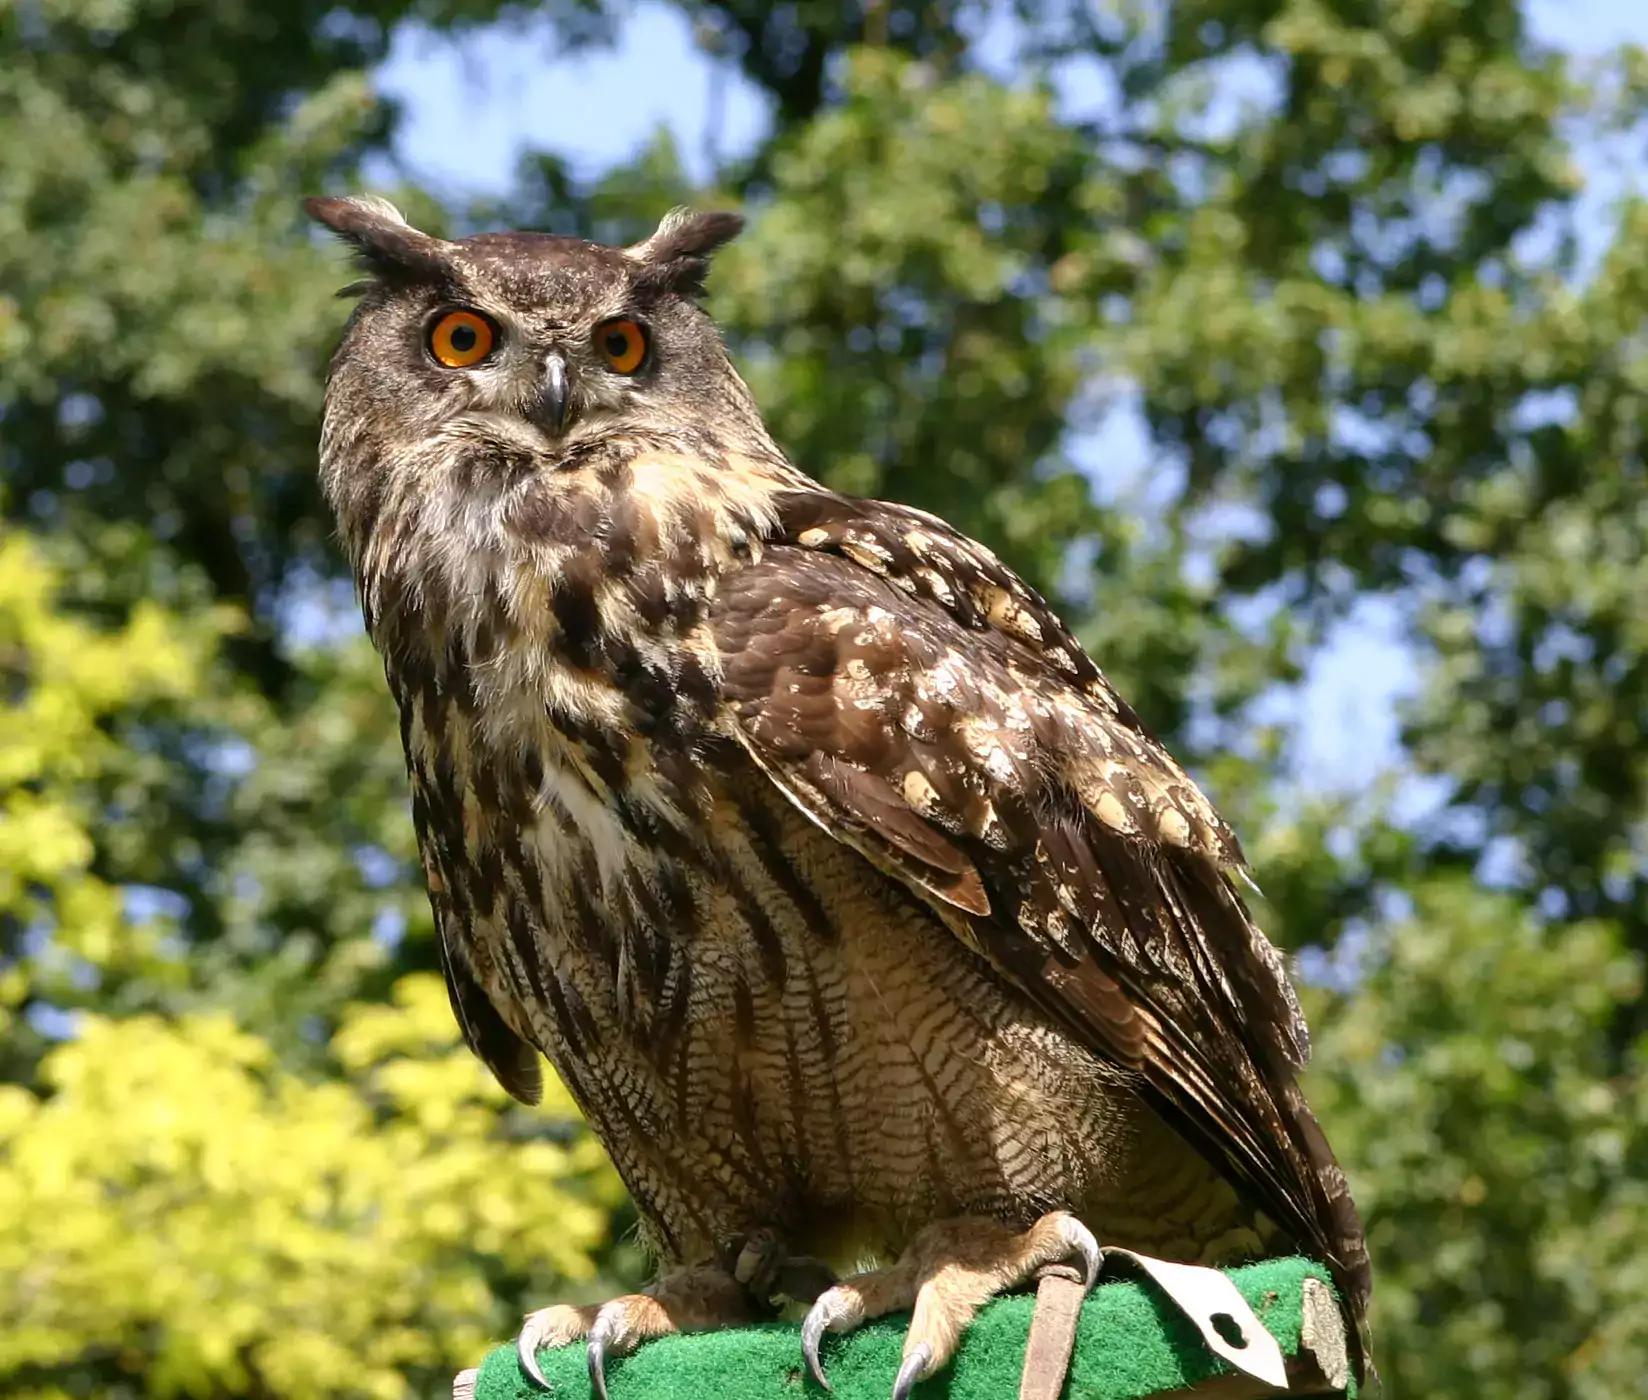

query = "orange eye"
[594, 318, 648, 374]
[428, 310, 495, 368]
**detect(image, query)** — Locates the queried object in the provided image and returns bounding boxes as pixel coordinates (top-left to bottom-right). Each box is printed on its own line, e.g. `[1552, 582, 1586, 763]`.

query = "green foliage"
[0, 531, 225, 1074]
[0, 981, 616, 1400]
[1308, 879, 1647, 1398]
[2, 0, 1645, 1395]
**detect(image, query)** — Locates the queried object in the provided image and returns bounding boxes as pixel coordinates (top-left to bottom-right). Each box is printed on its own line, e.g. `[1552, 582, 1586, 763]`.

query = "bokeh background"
[4, 1, 1647, 1395]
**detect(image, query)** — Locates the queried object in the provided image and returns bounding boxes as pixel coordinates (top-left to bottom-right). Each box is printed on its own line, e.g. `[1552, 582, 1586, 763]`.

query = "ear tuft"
[304, 194, 453, 281]
[627, 207, 744, 296]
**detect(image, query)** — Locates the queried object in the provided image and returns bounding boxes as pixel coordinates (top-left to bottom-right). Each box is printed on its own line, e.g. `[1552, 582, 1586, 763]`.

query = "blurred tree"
[2, 0, 1644, 1395]
[0, 983, 618, 1400]
[0, 534, 620, 1398]
[1306, 877, 1646, 1398]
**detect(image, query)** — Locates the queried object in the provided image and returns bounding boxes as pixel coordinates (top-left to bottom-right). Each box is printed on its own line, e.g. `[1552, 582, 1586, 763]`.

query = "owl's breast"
[367, 435, 788, 769]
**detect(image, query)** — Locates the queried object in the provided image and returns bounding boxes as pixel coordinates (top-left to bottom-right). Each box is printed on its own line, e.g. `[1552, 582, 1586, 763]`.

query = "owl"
[306, 195, 1370, 1396]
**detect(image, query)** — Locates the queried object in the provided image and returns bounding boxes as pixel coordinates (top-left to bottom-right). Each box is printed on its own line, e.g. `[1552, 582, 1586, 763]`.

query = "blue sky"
[377, 5, 770, 191]
[379, 1, 1648, 191]
[372, 2, 1648, 800]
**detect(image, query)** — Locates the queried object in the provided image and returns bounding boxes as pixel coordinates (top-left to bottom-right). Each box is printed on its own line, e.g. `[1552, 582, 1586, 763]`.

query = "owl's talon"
[517, 1303, 595, 1390]
[892, 1343, 934, 1400]
[797, 1213, 1103, 1392]
[585, 1301, 641, 1400]
[1057, 1214, 1103, 1288]
[515, 1270, 746, 1392]
[517, 1335, 550, 1392]
[801, 1282, 868, 1390]
[800, 1309, 831, 1390]
[586, 1332, 611, 1400]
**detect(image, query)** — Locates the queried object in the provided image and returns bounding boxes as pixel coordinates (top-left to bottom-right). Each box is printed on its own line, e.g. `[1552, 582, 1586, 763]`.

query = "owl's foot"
[517, 1265, 749, 1398]
[800, 1211, 1100, 1398]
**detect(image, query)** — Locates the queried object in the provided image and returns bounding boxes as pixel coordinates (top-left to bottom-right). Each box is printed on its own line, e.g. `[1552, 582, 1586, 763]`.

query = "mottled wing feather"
[769, 491, 1310, 1065]
[434, 900, 545, 1104]
[713, 490, 1364, 1306]
[432, 893, 544, 1104]
[722, 574, 992, 915]
[398, 679, 545, 1107]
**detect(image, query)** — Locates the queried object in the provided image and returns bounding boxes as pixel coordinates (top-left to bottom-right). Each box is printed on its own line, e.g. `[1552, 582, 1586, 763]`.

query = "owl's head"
[306, 196, 768, 550]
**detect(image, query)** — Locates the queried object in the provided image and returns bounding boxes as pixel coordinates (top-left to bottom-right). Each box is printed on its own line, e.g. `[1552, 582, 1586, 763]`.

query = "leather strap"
[1018, 1262, 1086, 1400]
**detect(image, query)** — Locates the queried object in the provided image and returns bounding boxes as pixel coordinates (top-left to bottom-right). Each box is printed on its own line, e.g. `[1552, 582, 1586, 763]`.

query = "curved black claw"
[1057, 1214, 1103, 1289]
[892, 1343, 934, 1400]
[801, 1284, 866, 1391]
[587, 1333, 610, 1400]
[801, 1306, 833, 1391]
[516, 1329, 551, 1390]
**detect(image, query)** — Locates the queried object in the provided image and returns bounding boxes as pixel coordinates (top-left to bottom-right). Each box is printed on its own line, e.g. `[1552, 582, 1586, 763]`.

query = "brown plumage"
[307, 195, 1371, 1391]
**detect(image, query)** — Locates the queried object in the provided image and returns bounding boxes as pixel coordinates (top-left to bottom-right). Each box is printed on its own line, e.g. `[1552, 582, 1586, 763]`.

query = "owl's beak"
[530, 351, 572, 435]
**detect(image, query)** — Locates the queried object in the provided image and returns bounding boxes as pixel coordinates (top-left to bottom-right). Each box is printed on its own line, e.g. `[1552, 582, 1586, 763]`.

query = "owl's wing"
[403, 737, 545, 1106]
[711, 489, 1367, 1313]
[432, 893, 544, 1105]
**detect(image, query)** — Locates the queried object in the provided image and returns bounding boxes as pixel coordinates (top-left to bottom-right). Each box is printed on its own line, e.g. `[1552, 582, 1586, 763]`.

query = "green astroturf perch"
[461, 1258, 1354, 1400]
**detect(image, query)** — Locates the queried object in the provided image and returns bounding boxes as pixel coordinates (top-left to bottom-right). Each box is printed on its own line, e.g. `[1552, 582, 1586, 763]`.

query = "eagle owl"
[307, 196, 1370, 1394]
